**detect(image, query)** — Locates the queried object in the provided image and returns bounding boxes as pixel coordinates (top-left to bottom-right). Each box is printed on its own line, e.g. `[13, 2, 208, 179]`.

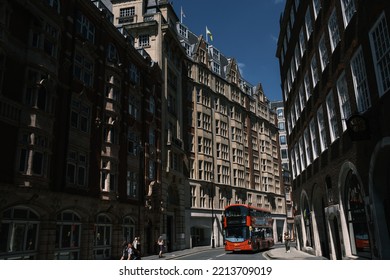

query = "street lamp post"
[210, 174, 215, 248]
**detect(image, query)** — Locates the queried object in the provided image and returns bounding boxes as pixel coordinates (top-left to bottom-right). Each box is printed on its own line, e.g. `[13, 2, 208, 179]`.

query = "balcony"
[118, 15, 137, 24]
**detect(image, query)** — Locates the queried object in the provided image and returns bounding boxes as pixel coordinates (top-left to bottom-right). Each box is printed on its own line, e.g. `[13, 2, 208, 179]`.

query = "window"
[299, 136, 306, 170]
[0, 207, 39, 259]
[120, 7, 135, 17]
[305, 8, 313, 39]
[55, 211, 81, 259]
[341, 0, 356, 27]
[129, 63, 140, 85]
[70, 99, 90, 133]
[66, 150, 88, 188]
[94, 214, 112, 260]
[304, 128, 312, 165]
[312, 0, 321, 20]
[19, 132, 48, 177]
[326, 91, 340, 143]
[191, 186, 197, 207]
[126, 170, 138, 198]
[280, 135, 287, 145]
[290, 149, 296, 179]
[100, 160, 117, 193]
[74, 52, 93, 86]
[128, 98, 140, 119]
[328, 8, 340, 52]
[311, 55, 319, 87]
[277, 108, 284, 118]
[294, 143, 301, 175]
[281, 149, 288, 159]
[317, 106, 328, 152]
[127, 132, 139, 155]
[309, 119, 319, 159]
[178, 23, 188, 38]
[351, 47, 371, 112]
[369, 12, 390, 96]
[302, 73, 311, 102]
[25, 85, 47, 112]
[212, 62, 221, 75]
[319, 35, 329, 71]
[122, 217, 135, 245]
[299, 27, 306, 56]
[337, 72, 352, 131]
[278, 122, 285, 131]
[299, 85, 305, 112]
[76, 11, 95, 43]
[105, 75, 120, 102]
[139, 34, 150, 47]
[107, 43, 119, 63]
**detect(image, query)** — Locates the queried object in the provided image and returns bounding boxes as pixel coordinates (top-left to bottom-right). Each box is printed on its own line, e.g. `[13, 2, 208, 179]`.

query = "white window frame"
[309, 119, 319, 159]
[341, 0, 356, 28]
[305, 8, 313, 39]
[351, 47, 371, 112]
[369, 12, 390, 97]
[337, 72, 352, 131]
[326, 91, 340, 143]
[317, 106, 328, 152]
[311, 55, 319, 87]
[312, 0, 321, 20]
[328, 8, 340, 52]
[319, 35, 329, 71]
[304, 127, 312, 165]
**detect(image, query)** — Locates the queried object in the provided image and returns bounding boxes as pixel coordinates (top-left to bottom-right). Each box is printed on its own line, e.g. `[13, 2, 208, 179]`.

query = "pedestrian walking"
[120, 241, 129, 260]
[132, 237, 141, 260]
[284, 232, 291, 253]
[157, 236, 164, 258]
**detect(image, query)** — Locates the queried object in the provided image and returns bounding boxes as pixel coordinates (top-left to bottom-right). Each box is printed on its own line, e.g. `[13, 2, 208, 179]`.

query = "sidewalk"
[141, 245, 327, 260]
[265, 246, 328, 260]
[142, 246, 211, 260]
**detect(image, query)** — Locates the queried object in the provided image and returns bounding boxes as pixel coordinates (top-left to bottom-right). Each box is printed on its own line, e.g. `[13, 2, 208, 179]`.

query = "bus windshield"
[225, 226, 249, 242]
[224, 206, 249, 217]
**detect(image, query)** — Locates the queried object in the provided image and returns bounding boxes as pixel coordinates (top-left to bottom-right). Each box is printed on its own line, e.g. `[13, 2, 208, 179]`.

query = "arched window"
[345, 172, 371, 258]
[55, 210, 81, 259]
[107, 43, 119, 63]
[302, 195, 313, 247]
[0, 207, 39, 259]
[122, 216, 135, 243]
[93, 214, 112, 259]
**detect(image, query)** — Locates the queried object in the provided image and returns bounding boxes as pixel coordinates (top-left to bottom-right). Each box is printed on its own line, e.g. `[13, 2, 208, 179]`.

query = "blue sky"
[173, 0, 286, 101]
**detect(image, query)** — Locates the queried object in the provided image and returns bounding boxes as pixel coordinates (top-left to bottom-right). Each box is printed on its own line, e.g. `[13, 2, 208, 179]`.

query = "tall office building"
[112, 0, 288, 248]
[111, 0, 188, 251]
[271, 101, 294, 240]
[276, 0, 390, 259]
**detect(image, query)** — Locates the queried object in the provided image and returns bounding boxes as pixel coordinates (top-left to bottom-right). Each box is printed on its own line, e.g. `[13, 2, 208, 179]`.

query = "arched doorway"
[370, 138, 390, 259]
[330, 215, 342, 260]
[345, 171, 371, 259]
[301, 194, 314, 248]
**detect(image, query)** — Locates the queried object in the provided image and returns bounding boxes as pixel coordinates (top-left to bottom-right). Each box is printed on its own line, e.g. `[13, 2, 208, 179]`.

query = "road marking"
[207, 258, 213, 260]
[216, 253, 226, 258]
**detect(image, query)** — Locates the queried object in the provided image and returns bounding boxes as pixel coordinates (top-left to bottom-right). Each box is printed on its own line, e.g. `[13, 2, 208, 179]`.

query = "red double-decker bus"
[223, 204, 274, 252]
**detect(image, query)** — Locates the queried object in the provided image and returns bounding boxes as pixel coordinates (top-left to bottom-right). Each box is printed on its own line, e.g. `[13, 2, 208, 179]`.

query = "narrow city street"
[173, 247, 268, 260]
[146, 244, 288, 260]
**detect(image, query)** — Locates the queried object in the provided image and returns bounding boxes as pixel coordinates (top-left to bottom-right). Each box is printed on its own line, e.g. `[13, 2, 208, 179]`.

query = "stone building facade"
[0, 0, 162, 259]
[276, 0, 390, 259]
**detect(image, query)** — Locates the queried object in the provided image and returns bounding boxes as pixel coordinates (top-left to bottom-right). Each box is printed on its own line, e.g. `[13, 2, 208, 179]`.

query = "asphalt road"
[171, 245, 278, 260]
